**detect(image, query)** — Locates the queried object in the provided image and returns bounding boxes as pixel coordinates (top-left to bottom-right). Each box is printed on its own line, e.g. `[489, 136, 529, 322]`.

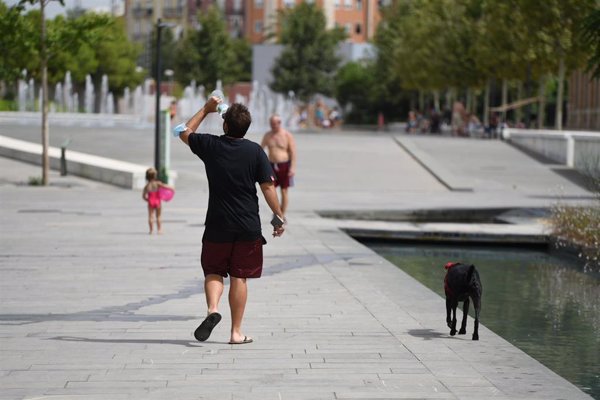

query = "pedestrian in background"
[142, 168, 174, 235]
[261, 114, 297, 219]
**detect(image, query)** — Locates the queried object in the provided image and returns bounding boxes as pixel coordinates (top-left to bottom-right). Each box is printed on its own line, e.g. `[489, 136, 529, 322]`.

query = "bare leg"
[229, 277, 250, 343]
[147, 206, 154, 234]
[156, 207, 162, 234]
[280, 188, 289, 217]
[204, 274, 224, 315]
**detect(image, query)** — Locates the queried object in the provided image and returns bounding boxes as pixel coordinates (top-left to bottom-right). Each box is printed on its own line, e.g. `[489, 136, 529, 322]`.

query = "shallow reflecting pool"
[365, 242, 600, 399]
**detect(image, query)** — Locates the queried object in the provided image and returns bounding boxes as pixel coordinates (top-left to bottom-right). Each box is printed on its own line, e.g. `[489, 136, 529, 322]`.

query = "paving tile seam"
[314, 258, 459, 397]
[317, 232, 519, 399]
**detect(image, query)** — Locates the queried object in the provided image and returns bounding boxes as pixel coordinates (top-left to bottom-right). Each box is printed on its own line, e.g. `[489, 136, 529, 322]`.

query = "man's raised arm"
[174, 96, 220, 146]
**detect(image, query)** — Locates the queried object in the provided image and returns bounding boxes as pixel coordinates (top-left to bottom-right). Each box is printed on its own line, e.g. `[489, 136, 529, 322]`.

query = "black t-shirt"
[188, 133, 274, 241]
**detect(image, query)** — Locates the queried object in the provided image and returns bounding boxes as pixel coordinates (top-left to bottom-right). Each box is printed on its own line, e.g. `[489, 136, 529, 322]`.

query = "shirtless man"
[261, 114, 297, 218]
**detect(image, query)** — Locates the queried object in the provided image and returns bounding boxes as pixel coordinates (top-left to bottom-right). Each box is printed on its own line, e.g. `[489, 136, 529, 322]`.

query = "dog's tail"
[466, 264, 475, 283]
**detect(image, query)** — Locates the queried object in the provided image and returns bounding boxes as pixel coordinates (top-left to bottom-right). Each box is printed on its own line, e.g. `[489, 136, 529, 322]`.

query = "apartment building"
[125, 0, 382, 52]
[245, 0, 383, 44]
[195, 0, 246, 38]
[125, 1, 189, 69]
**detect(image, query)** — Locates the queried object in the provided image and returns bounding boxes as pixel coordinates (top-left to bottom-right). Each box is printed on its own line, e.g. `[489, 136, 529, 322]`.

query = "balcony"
[163, 7, 183, 18]
[132, 5, 153, 18]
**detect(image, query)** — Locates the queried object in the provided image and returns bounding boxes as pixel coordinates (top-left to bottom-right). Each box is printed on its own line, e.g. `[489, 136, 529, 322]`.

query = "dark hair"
[223, 103, 252, 138]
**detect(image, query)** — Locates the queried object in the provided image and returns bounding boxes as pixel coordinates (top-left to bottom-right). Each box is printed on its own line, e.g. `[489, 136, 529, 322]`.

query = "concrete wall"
[252, 42, 376, 87]
[504, 128, 600, 178]
[0, 135, 151, 189]
[252, 44, 284, 87]
[573, 133, 600, 176]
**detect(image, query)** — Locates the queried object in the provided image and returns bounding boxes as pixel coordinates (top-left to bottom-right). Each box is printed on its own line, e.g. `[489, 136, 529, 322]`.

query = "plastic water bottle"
[210, 89, 229, 118]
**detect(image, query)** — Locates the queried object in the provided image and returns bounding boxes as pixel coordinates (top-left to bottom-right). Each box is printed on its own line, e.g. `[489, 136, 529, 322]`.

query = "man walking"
[174, 96, 285, 345]
[261, 114, 297, 218]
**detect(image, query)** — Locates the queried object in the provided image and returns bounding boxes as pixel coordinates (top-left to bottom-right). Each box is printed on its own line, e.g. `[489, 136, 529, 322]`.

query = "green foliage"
[375, 0, 483, 92]
[370, 0, 596, 121]
[0, 3, 37, 83]
[0, 99, 18, 111]
[581, 8, 600, 78]
[334, 61, 377, 123]
[28, 176, 43, 185]
[150, 23, 176, 81]
[335, 62, 373, 109]
[1, 3, 142, 98]
[269, 2, 346, 102]
[231, 38, 252, 82]
[174, 6, 247, 90]
[86, 16, 143, 96]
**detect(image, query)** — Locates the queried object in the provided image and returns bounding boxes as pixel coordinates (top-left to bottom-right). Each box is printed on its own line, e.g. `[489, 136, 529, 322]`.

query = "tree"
[334, 61, 376, 123]
[581, 8, 600, 79]
[0, 3, 37, 85]
[84, 15, 143, 98]
[269, 2, 346, 102]
[231, 38, 252, 83]
[19, 0, 64, 186]
[529, 0, 596, 129]
[374, 0, 485, 118]
[174, 6, 242, 90]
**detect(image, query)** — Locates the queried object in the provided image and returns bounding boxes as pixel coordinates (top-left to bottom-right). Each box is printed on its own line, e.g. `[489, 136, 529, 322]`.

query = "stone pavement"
[0, 122, 595, 399]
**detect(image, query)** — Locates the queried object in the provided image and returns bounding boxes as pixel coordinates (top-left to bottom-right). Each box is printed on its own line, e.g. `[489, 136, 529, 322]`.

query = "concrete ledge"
[504, 129, 600, 176]
[0, 135, 171, 189]
[394, 136, 474, 191]
[340, 220, 548, 245]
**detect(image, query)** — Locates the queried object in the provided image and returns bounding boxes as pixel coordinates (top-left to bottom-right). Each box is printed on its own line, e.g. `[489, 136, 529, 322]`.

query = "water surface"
[366, 242, 600, 399]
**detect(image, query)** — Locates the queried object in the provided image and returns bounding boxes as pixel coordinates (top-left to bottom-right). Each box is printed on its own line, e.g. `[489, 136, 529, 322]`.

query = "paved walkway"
[0, 121, 595, 399]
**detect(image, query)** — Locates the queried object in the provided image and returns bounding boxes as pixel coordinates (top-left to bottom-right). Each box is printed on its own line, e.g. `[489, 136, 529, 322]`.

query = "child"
[142, 168, 174, 234]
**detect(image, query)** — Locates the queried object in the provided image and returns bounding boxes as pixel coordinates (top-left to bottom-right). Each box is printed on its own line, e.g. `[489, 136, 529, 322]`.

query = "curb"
[0, 135, 176, 189]
[393, 135, 474, 191]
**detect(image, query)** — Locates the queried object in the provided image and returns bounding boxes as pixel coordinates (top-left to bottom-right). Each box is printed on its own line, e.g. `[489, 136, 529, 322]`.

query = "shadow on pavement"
[48, 336, 204, 348]
[407, 328, 446, 340]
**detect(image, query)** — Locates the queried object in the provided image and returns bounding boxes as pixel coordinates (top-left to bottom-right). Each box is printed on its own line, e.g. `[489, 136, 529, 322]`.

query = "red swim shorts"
[271, 161, 294, 189]
[201, 238, 264, 279]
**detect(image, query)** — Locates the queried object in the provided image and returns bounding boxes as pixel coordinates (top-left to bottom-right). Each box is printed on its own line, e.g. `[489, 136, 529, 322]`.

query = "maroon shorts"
[201, 238, 264, 279]
[271, 161, 293, 189]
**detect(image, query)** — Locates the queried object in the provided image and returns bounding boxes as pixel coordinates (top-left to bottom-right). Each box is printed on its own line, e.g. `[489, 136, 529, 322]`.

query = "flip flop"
[229, 336, 253, 345]
[194, 312, 222, 342]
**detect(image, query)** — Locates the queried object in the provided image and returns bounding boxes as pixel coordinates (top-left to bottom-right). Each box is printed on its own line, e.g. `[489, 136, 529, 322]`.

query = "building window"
[344, 0, 353, 9]
[233, 0, 242, 12]
[356, 0, 362, 10]
[284, 0, 294, 7]
[255, 20, 263, 33]
[334, 0, 340, 9]
[256, 0, 264, 8]
[345, 23, 351, 34]
[355, 23, 361, 35]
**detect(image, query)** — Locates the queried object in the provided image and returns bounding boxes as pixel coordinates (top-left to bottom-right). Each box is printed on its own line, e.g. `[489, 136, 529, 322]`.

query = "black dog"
[444, 262, 482, 340]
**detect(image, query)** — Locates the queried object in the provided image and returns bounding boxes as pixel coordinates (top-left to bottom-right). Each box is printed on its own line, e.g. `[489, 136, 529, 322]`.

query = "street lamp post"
[154, 18, 164, 175]
[165, 69, 174, 96]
